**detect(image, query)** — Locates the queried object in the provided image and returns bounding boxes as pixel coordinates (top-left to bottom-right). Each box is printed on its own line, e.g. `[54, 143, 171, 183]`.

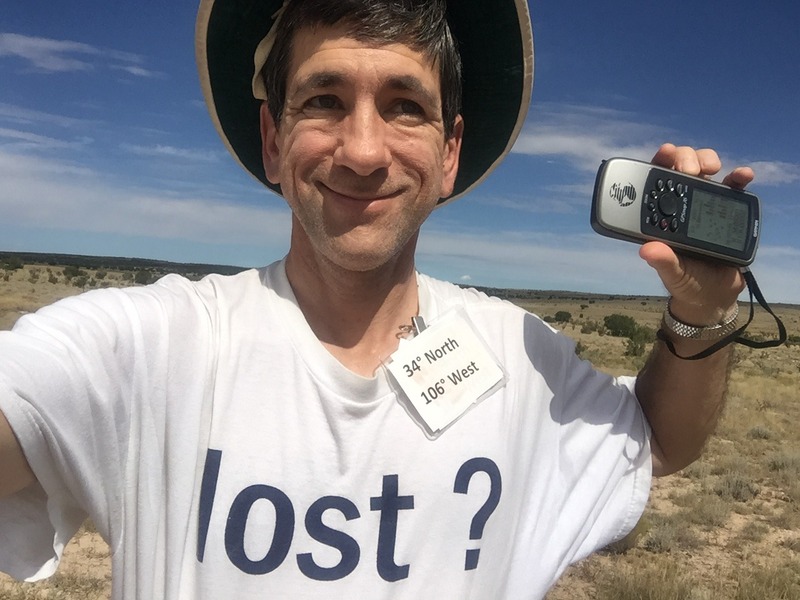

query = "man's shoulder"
[146, 266, 267, 304]
[417, 272, 569, 345]
[26, 266, 269, 329]
[417, 272, 522, 314]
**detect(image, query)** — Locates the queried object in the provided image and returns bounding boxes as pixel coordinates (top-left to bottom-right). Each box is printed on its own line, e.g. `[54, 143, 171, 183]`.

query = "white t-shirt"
[0, 260, 650, 599]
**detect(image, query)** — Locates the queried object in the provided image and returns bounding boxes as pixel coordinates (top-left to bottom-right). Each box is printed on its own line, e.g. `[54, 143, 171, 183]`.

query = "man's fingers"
[693, 148, 722, 177]
[651, 143, 678, 169]
[650, 144, 723, 178]
[639, 242, 684, 290]
[721, 165, 755, 190]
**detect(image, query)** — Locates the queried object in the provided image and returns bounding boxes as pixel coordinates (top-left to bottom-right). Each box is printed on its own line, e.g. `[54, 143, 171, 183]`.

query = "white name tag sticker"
[385, 307, 506, 437]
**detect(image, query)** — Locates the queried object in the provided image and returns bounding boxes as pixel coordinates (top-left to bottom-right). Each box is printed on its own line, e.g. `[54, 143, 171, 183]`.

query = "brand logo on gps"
[610, 182, 637, 207]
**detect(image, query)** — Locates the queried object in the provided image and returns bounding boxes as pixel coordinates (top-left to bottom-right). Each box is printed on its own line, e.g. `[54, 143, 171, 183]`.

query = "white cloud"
[0, 102, 86, 129]
[0, 33, 97, 71]
[512, 103, 673, 172]
[121, 143, 221, 162]
[0, 148, 290, 248]
[112, 65, 164, 79]
[472, 182, 594, 215]
[418, 226, 655, 293]
[515, 103, 800, 192]
[0, 32, 152, 76]
[417, 225, 800, 304]
[0, 127, 78, 150]
[747, 161, 800, 186]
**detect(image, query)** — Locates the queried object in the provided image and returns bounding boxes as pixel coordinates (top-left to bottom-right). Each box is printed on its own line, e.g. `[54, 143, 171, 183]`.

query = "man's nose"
[333, 103, 392, 175]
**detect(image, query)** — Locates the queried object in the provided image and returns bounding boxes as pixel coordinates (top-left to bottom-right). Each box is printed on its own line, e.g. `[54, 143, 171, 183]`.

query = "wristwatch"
[662, 299, 740, 341]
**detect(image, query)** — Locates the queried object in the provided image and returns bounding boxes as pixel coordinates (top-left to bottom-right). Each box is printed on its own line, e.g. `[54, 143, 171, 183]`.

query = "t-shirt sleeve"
[0, 276, 208, 581]
[519, 312, 652, 566]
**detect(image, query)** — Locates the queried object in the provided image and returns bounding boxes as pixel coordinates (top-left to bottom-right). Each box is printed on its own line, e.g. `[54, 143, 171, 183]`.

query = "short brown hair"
[262, 0, 462, 138]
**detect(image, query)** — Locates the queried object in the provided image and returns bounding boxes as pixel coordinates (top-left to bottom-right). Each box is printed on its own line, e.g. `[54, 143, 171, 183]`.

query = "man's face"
[260, 24, 463, 273]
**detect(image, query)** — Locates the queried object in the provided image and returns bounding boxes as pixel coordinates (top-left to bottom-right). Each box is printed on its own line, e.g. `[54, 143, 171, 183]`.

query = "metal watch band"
[662, 299, 740, 341]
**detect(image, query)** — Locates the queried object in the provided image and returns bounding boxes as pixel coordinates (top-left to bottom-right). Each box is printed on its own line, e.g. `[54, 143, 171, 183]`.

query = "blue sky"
[2, 1, 799, 302]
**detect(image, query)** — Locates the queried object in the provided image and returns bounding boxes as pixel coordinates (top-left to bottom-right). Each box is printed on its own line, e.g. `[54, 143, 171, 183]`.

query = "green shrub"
[1, 255, 24, 270]
[581, 321, 600, 334]
[625, 337, 646, 357]
[134, 270, 153, 285]
[714, 474, 759, 502]
[63, 265, 88, 280]
[604, 314, 639, 338]
[746, 425, 772, 440]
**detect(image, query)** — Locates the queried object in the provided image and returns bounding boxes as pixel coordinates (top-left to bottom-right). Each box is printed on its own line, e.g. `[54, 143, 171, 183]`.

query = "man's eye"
[391, 100, 424, 116]
[306, 95, 340, 110]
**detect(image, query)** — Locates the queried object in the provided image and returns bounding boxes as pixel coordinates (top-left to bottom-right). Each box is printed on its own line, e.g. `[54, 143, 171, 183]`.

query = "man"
[0, 0, 753, 598]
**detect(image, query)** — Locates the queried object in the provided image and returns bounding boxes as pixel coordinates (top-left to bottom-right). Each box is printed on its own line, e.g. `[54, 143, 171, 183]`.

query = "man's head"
[258, 20, 463, 272]
[196, 0, 533, 204]
[261, 0, 462, 140]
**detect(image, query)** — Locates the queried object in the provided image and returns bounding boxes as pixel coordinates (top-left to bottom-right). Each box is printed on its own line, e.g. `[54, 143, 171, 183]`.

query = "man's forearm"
[635, 330, 735, 477]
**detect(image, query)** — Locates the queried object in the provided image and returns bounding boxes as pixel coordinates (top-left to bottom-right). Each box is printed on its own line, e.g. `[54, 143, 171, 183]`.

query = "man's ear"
[259, 102, 281, 184]
[440, 115, 464, 198]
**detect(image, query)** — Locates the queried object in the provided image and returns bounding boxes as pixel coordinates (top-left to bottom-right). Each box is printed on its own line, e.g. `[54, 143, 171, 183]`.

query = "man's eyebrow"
[293, 71, 345, 95]
[292, 71, 440, 108]
[387, 75, 440, 109]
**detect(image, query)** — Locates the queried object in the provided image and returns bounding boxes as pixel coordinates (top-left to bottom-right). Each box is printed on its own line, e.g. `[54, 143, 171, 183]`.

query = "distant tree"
[134, 270, 153, 285]
[604, 314, 639, 338]
[1, 256, 23, 270]
[554, 311, 572, 324]
[63, 265, 88, 280]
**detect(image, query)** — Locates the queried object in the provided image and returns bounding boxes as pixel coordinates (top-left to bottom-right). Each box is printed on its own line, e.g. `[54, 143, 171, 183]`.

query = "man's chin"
[314, 237, 417, 275]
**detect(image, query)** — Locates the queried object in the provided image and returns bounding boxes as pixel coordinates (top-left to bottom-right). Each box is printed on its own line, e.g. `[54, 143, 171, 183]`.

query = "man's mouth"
[319, 182, 400, 202]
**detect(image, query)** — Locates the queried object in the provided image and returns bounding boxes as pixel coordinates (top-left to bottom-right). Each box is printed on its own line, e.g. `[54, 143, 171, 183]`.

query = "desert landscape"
[1, 253, 798, 599]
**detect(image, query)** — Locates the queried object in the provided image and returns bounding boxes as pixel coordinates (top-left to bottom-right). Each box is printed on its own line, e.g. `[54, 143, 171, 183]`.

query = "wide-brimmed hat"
[196, 0, 533, 207]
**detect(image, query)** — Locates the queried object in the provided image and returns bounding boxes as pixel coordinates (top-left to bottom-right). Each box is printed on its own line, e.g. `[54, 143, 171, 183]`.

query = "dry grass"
[544, 294, 800, 599]
[0, 522, 110, 599]
[2, 261, 799, 599]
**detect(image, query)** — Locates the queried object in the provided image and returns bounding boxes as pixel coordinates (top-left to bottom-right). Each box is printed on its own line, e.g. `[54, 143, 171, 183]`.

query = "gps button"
[658, 191, 680, 216]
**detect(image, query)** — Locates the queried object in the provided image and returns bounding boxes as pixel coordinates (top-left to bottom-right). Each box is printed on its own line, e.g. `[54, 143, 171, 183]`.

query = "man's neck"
[285, 244, 420, 377]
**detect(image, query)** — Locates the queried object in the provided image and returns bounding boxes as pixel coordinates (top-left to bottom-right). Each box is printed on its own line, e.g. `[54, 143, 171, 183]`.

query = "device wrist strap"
[657, 268, 787, 361]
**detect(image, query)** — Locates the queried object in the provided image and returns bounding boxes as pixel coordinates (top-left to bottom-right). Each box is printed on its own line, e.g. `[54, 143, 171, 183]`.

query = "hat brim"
[196, 0, 533, 207]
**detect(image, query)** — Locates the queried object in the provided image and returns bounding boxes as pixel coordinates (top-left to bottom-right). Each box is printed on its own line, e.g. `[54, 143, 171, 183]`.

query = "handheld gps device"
[591, 158, 761, 266]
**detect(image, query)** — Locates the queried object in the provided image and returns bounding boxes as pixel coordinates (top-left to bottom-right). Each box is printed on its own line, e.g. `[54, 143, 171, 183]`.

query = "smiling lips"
[318, 181, 403, 203]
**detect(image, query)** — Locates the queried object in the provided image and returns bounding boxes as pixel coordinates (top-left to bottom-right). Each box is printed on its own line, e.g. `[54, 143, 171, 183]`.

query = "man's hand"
[635, 143, 756, 477]
[639, 143, 754, 326]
